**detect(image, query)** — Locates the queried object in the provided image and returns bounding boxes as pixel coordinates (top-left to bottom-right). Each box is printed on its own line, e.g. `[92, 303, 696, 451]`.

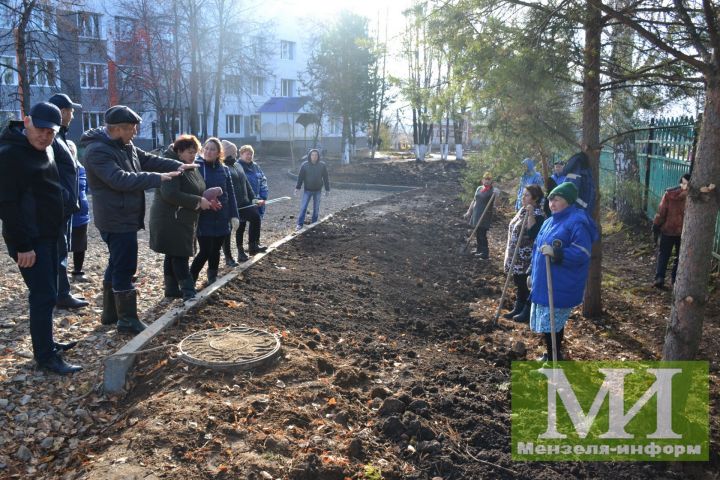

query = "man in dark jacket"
[294, 148, 330, 230]
[237, 144, 268, 255]
[48, 93, 88, 309]
[0, 102, 82, 374]
[652, 174, 690, 288]
[81, 105, 193, 334]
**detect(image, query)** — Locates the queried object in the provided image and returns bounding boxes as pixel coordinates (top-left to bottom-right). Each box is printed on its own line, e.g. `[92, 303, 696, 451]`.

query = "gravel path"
[0, 156, 390, 474]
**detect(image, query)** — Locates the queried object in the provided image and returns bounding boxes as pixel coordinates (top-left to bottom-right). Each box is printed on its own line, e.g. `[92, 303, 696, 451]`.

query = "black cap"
[553, 160, 564, 165]
[48, 93, 82, 109]
[29, 102, 62, 132]
[105, 105, 142, 125]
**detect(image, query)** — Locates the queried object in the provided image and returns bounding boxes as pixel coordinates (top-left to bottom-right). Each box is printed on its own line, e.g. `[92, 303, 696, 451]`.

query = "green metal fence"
[598, 116, 719, 261]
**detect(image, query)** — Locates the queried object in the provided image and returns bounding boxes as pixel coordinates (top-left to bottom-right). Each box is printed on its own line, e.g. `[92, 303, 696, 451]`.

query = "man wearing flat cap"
[81, 105, 196, 334]
[0, 102, 83, 374]
[48, 93, 89, 310]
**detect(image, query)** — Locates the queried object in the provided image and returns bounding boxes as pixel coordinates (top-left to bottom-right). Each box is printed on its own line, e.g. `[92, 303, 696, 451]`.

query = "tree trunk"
[581, 2, 603, 318]
[212, 0, 226, 137]
[663, 75, 720, 360]
[15, 9, 32, 116]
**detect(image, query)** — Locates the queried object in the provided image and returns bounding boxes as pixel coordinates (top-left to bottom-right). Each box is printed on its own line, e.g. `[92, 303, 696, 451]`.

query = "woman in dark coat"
[149, 135, 209, 300]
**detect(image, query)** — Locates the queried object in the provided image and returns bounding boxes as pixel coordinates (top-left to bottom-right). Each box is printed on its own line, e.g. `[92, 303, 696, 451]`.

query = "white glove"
[324, 191, 330, 198]
[540, 244, 555, 257]
[294, 189, 300, 197]
[231, 217, 240, 232]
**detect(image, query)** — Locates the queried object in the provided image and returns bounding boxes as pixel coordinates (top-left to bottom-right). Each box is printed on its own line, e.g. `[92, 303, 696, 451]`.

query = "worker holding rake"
[528, 182, 598, 362]
[464, 171, 500, 259]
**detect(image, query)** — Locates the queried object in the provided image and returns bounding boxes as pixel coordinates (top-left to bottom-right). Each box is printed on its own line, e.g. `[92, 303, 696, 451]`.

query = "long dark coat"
[149, 169, 206, 257]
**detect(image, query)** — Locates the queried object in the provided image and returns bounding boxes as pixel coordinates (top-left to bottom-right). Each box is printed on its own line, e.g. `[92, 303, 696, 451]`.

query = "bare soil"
[1, 159, 718, 479]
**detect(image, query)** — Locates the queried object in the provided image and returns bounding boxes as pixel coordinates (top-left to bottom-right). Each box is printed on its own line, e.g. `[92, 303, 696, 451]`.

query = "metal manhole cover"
[178, 326, 281, 370]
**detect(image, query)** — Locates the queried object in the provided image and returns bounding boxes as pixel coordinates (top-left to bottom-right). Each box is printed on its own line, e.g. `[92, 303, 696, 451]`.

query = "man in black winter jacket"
[0, 102, 83, 375]
[48, 93, 88, 309]
[294, 148, 330, 230]
[81, 105, 194, 334]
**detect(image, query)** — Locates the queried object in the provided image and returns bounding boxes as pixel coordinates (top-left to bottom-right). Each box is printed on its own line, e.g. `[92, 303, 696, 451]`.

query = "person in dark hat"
[550, 160, 566, 186]
[0, 102, 83, 374]
[48, 93, 89, 309]
[81, 105, 197, 334]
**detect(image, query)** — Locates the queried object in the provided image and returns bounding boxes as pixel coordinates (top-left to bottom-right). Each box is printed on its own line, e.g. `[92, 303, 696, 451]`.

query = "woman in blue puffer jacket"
[190, 137, 239, 285]
[529, 182, 598, 361]
[68, 141, 91, 282]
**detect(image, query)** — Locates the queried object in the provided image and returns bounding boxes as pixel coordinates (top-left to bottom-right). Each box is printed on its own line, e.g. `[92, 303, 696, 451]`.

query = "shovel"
[238, 196, 291, 210]
[545, 239, 562, 364]
[460, 191, 497, 254]
[492, 212, 528, 324]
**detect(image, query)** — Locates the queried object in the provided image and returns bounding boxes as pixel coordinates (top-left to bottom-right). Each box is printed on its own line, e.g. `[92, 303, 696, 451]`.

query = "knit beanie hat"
[548, 182, 578, 205]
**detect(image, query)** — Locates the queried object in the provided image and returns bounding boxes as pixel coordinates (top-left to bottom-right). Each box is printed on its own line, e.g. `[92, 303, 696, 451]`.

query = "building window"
[251, 76, 264, 96]
[329, 117, 342, 135]
[280, 40, 295, 60]
[78, 12, 101, 38]
[81, 63, 106, 88]
[249, 114, 260, 135]
[281, 79, 295, 97]
[31, 7, 56, 33]
[0, 56, 17, 85]
[28, 59, 57, 87]
[226, 114, 242, 134]
[0, 110, 19, 123]
[83, 112, 103, 130]
[225, 75, 241, 95]
[115, 16, 137, 38]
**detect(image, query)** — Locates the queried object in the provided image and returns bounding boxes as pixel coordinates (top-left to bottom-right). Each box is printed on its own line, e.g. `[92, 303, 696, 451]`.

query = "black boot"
[38, 354, 82, 375]
[237, 244, 249, 262]
[56, 294, 89, 309]
[101, 282, 118, 325]
[248, 242, 267, 255]
[179, 276, 197, 301]
[114, 289, 147, 334]
[163, 275, 182, 298]
[503, 299, 524, 319]
[207, 269, 218, 285]
[513, 302, 531, 323]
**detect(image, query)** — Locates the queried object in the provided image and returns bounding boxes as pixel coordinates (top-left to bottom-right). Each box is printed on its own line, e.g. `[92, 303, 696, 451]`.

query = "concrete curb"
[102, 219, 331, 393]
[286, 169, 417, 193]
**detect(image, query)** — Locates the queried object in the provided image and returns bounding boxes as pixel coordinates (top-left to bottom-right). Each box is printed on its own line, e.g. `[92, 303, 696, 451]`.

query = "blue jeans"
[100, 231, 138, 291]
[297, 190, 322, 227]
[9, 240, 58, 362]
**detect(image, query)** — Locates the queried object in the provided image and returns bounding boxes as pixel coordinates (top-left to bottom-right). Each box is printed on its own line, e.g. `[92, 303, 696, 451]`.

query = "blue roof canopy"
[257, 97, 310, 113]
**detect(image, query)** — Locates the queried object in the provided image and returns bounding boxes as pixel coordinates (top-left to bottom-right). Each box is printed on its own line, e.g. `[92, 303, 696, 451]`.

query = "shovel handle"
[465, 191, 497, 250]
[493, 213, 528, 324]
[545, 253, 558, 363]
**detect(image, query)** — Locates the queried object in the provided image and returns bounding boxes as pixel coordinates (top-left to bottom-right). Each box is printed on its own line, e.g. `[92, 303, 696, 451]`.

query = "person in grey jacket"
[81, 105, 195, 334]
[294, 148, 330, 230]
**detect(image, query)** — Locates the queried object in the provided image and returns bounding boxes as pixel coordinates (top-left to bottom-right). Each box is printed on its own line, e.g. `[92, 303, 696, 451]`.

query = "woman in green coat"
[150, 135, 210, 300]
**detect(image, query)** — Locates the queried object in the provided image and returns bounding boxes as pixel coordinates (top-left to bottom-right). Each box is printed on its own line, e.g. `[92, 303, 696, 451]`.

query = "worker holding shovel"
[528, 182, 598, 362]
[464, 172, 500, 259]
[501, 184, 546, 321]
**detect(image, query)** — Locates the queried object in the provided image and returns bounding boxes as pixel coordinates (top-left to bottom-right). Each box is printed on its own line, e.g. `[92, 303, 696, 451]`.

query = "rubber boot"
[114, 289, 147, 334]
[207, 269, 218, 285]
[101, 282, 118, 325]
[179, 276, 197, 301]
[503, 299, 524, 319]
[164, 275, 182, 298]
[513, 301, 531, 323]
